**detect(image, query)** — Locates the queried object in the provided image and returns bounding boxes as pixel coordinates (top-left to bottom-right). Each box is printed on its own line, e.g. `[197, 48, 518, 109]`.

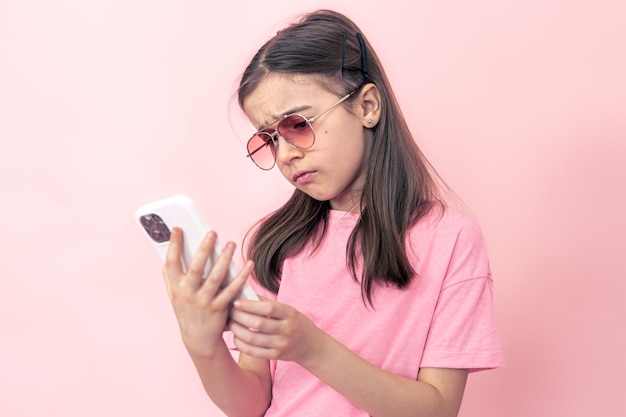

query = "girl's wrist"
[297, 327, 333, 371]
[185, 337, 228, 362]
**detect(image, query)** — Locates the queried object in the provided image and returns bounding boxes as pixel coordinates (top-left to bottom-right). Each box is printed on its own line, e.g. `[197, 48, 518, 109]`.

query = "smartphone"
[135, 195, 258, 301]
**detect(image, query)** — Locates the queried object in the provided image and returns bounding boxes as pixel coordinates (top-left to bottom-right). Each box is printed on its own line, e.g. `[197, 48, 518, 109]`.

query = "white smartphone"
[135, 195, 258, 301]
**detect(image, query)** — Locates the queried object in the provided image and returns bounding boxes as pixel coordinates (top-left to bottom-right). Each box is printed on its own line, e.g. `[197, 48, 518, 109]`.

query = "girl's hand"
[229, 298, 325, 365]
[162, 227, 253, 358]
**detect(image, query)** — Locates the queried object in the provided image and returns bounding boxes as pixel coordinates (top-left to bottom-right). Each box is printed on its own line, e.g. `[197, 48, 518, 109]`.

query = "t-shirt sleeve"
[420, 276, 504, 372]
[420, 215, 505, 372]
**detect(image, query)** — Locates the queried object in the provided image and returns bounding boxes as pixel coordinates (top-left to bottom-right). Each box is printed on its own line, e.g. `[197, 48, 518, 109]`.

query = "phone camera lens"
[150, 222, 171, 242]
[141, 213, 170, 242]
[150, 229, 165, 243]
[140, 215, 154, 229]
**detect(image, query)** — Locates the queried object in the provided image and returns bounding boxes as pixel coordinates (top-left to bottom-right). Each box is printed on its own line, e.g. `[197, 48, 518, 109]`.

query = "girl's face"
[243, 73, 374, 213]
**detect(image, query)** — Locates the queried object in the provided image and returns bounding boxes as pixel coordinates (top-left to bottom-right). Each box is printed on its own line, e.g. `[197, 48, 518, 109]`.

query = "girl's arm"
[300, 333, 467, 417]
[163, 228, 271, 417]
[188, 345, 271, 417]
[230, 299, 468, 417]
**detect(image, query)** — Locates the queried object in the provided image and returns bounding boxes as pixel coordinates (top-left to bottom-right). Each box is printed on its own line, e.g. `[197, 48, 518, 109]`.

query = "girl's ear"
[357, 83, 381, 128]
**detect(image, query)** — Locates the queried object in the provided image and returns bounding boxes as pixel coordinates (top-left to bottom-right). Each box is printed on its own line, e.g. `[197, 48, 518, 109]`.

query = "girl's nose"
[275, 136, 304, 165]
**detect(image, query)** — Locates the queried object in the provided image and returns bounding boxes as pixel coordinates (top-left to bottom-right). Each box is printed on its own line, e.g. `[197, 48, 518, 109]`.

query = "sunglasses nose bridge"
[266, 131, 279, 148]
[248, 114, 317, 170]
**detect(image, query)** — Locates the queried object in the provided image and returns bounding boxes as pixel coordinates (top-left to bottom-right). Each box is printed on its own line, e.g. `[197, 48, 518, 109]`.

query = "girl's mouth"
[293, 171, 316, 184]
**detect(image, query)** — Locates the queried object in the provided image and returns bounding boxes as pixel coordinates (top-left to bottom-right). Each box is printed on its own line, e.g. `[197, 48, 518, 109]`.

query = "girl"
[163, 9, 504, 417]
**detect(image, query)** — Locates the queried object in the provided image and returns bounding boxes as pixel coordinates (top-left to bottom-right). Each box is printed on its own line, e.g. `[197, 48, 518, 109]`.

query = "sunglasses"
[246, 89, 358, 170]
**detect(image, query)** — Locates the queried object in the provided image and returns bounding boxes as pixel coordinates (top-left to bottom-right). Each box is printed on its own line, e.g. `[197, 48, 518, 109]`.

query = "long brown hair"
[238, 10, 443, 305]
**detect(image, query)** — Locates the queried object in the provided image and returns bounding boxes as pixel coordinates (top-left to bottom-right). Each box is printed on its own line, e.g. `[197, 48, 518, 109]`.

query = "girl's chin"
[297, 188, 335, 203]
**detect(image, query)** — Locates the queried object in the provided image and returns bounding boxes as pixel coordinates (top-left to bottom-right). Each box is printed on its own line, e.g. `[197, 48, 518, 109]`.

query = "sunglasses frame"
[246, 89, 358, 170]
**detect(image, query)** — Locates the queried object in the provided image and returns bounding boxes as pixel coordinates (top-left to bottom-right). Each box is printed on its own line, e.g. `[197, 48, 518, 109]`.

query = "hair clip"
[341, 31, 374, 84]
[355, 33, 369, 77]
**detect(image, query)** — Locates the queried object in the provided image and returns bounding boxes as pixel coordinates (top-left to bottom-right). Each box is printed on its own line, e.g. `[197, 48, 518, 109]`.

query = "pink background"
[1, 0, 625, 416]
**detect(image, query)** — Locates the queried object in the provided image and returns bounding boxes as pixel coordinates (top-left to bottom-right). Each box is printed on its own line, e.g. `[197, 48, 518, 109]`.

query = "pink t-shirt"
[242, 206, 504, 416]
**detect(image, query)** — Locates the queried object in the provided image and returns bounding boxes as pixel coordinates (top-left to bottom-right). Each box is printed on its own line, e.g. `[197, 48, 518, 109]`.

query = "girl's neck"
[329, 190, 363, 214]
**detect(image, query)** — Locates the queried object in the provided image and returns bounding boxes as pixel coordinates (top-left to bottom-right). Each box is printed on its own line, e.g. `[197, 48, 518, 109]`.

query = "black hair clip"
[356, 33, 370, 79]
[341, 31, 374, 84]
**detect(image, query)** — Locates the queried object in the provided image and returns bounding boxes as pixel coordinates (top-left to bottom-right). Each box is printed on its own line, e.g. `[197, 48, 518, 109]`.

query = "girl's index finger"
[163, 227, 184, 278]
[233, 296, 277, 318]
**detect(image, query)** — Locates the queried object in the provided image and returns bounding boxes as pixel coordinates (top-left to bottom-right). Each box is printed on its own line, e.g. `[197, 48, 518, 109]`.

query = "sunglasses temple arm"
[308, 92, 353, 124]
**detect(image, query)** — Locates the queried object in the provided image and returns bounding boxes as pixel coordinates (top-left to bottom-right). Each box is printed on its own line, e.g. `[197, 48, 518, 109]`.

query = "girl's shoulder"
[408, 203, 488, 255]
[415, 203, 482, 235]
[407, 204, 491, 282]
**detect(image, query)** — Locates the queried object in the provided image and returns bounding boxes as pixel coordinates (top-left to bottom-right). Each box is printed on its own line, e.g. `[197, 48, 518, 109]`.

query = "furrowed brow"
[256, 104, 312, 131]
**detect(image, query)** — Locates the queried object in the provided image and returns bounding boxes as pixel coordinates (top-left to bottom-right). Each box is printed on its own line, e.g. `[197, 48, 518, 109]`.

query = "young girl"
[163, 9, 504, 417]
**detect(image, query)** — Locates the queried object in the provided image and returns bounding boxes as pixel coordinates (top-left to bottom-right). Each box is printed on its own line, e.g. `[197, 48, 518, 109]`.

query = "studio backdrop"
[1, 0, 624, 416]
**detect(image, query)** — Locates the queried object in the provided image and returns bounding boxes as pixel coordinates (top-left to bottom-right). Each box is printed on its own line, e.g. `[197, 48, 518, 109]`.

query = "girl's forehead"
[243, 73, 333, 128]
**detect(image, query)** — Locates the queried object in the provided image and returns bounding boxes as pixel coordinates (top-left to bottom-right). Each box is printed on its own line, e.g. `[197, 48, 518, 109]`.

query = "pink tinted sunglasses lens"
[277, 115, 315, 148]
[247, 115, 315, 170]
[247, 133, 276, 170]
